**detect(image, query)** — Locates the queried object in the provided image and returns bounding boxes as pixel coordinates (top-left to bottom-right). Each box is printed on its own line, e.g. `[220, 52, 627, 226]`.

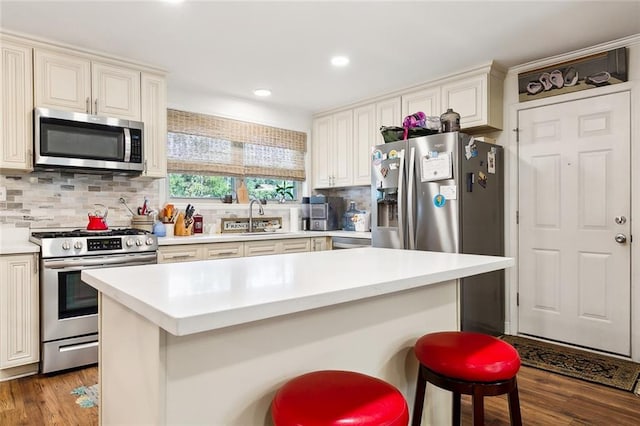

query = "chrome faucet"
[248, 198, 265, 232]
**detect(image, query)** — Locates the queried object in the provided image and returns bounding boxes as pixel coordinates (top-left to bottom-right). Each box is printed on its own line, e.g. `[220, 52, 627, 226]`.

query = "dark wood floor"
[0, 365, 638, 425]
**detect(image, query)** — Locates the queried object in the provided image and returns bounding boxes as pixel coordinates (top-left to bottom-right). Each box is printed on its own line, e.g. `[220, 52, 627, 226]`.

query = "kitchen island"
[82, 247, 513, 425]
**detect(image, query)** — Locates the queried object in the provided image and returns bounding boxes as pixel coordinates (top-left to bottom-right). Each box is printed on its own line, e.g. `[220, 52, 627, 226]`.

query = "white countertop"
[158, 230, 371, 246]
[82, 248, 513, 336]
[0, 226, 39, 255]
[0, 240, 39, 255]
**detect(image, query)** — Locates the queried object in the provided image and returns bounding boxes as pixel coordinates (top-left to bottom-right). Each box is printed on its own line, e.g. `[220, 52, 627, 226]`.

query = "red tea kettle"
[87, 204, 108, 230]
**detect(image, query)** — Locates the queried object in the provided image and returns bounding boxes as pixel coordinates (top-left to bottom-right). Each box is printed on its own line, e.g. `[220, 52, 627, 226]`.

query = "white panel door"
[376, 96, 401, 144]
[518, 91, 631, 355]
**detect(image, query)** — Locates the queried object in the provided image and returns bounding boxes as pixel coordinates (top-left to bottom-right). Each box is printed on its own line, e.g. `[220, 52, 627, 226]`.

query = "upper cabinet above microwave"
[0, 32, 167, 177]
[34, 49, 141, 121]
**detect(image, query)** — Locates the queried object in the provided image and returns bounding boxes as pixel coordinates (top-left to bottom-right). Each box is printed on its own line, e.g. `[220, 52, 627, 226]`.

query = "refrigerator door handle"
[397, 149, 406, 249]
[407, 146, 416, 250]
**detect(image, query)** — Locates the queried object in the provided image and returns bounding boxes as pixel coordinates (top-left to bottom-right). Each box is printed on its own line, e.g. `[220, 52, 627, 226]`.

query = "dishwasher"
[331, 236, 371, 250]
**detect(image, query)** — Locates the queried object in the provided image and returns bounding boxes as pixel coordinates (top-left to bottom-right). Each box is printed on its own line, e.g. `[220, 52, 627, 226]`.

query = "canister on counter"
[193, 214, 203, 234]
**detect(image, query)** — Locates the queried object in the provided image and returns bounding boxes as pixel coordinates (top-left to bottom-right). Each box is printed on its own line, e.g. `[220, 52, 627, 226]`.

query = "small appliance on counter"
[309, 195, 344, 231]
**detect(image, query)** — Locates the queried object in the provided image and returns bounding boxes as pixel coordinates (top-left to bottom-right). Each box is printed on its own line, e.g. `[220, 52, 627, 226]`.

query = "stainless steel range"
[30, 228, 158, 373]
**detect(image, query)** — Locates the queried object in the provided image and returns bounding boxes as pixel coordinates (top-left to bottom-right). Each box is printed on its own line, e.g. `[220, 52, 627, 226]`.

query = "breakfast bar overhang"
[81, 247, 514, 425]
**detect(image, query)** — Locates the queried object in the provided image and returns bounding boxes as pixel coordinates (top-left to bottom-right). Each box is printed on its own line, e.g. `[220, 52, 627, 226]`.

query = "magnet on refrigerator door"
[488, 148, 496, 174]
[434, 194, 446, 207]
[478, 171, 488, 188]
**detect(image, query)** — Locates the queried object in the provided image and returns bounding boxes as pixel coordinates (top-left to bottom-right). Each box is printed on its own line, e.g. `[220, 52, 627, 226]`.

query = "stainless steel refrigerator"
[371, 132, 504, 335]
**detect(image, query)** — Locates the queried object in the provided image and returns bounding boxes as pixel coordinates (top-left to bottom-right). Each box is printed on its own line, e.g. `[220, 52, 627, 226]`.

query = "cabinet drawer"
[280, 239, 311, 254]
[244, 241, 279, 257]
[203, 242, 244, 260]
[157, 246, 202, 263]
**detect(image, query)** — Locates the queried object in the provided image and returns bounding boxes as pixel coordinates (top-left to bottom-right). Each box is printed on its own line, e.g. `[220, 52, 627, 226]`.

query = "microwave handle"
[123, 128, 131, 162]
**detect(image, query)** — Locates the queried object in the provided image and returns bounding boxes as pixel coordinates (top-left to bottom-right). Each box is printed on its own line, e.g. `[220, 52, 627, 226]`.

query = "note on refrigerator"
[421, 152, 452, 182]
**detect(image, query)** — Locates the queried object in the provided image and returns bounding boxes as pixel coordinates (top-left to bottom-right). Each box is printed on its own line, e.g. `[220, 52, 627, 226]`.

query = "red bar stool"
[272, 370, 409, 426]
[412, 331, 522, 426]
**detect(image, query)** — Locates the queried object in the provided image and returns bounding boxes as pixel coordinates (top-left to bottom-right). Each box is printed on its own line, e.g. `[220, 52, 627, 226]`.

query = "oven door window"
[41, 117, 124, 161]
[58, 270, 98, 318]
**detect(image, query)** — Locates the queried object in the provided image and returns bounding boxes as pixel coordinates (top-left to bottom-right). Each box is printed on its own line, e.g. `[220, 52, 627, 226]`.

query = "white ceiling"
[1, 1, 639, 114]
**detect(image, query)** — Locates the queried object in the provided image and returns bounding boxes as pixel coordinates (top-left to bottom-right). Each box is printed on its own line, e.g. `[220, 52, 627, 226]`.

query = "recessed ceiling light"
[254, 89, 272, 97]
[331, 56, 350, 67]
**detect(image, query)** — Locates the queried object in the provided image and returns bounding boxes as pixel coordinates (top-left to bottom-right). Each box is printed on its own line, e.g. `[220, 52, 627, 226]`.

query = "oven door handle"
[43, 253, 157, 269]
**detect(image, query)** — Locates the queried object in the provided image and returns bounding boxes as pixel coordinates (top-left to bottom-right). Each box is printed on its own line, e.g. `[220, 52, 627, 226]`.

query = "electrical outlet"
[0, 186, 6, 202]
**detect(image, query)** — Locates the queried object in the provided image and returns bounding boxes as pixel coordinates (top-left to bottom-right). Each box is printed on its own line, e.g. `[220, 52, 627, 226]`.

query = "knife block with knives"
[174, 211, 194, 236]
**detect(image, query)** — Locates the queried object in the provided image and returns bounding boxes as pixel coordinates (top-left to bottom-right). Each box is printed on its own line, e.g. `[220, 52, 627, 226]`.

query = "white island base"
[100, 282, 456, 425]
[84, 248, 514, 425]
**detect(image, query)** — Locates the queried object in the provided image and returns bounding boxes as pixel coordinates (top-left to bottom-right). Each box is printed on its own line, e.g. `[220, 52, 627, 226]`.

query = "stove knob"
[135, 239, 143, 246]
[126, 238, 134, 247]
[74, 241, 83, 250]
[146, 237, 155, 246]
[62, 240, 71, 250]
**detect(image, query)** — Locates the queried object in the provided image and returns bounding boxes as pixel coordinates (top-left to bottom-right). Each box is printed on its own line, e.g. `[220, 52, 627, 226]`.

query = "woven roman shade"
[167, 109, 307, 180]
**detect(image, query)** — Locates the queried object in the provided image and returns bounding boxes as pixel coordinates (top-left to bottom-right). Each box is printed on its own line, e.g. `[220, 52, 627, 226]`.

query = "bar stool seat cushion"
[414, 331, 520, 382]
[272, 370, 409, 426]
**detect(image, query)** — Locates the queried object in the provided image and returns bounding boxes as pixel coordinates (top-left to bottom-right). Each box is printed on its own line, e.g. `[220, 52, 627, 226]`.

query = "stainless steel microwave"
[34, 107, 144, 174]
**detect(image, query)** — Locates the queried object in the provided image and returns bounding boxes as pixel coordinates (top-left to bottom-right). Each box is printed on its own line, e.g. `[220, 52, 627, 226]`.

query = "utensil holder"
[131, 215, 154, 233]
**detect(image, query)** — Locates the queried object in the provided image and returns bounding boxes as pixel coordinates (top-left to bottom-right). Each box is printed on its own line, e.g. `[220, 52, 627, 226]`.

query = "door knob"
[615, 216, 627, 225]
[614, 233, 627, 244]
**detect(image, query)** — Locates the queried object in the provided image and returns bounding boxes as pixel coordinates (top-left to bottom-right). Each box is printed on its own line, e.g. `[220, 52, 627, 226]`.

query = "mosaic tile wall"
[0, 171, 160, 230]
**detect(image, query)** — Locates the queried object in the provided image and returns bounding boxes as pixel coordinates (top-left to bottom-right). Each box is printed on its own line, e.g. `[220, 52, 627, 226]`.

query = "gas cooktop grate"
[31, 228, 151, 239]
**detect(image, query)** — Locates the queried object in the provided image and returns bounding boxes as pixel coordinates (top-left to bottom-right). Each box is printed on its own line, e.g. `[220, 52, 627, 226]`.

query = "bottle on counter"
[343, 201, 361, 232]
[440, 108, 461, 133]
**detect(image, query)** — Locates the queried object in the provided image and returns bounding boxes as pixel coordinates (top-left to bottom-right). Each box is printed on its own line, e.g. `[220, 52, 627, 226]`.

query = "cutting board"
[237, 181, 249, 204]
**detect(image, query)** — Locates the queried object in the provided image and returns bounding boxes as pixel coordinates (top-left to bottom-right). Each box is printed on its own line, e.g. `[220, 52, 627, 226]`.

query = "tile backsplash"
[0, 171, 159, 230]
[315, 186, 371, 212]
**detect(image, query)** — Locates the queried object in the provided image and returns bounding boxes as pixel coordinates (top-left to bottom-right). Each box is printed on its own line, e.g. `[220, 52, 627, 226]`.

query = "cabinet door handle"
[86, 97, 90, 113]
[94, 99, 98, 114]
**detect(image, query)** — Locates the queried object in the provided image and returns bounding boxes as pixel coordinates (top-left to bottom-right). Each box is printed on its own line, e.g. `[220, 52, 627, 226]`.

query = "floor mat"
[502, 335, 640, 396]
[71, 384, 99, 408]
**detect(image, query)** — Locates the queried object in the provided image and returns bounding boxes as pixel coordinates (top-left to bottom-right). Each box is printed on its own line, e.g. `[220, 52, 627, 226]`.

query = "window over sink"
[166, 109, 306, 202]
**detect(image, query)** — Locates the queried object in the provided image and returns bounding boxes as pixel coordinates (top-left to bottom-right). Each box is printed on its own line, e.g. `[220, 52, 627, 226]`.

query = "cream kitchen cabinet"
[34, 48, 141, 121]
[352, 97, 402, 186]
[0, 254, 39, 369]
[441, 70, 503, 131]
[280, 238, 311, 254]
[139, 72, 167, 178]
[157, 245, 203, 264]
[0, 38, 33, 173]
[315, 96, 401, 189]
[159, 241, 245, 263]
[398, 64, 504, 132]
[311, 237, 331, 252]
[401, 86, 440, 119]
[202, 242, 244, 260]
[312, 111, 353, 189]
[243, 240, 279, 257]
[245, 238, 312, 257]
[352, 104, 376, 186]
